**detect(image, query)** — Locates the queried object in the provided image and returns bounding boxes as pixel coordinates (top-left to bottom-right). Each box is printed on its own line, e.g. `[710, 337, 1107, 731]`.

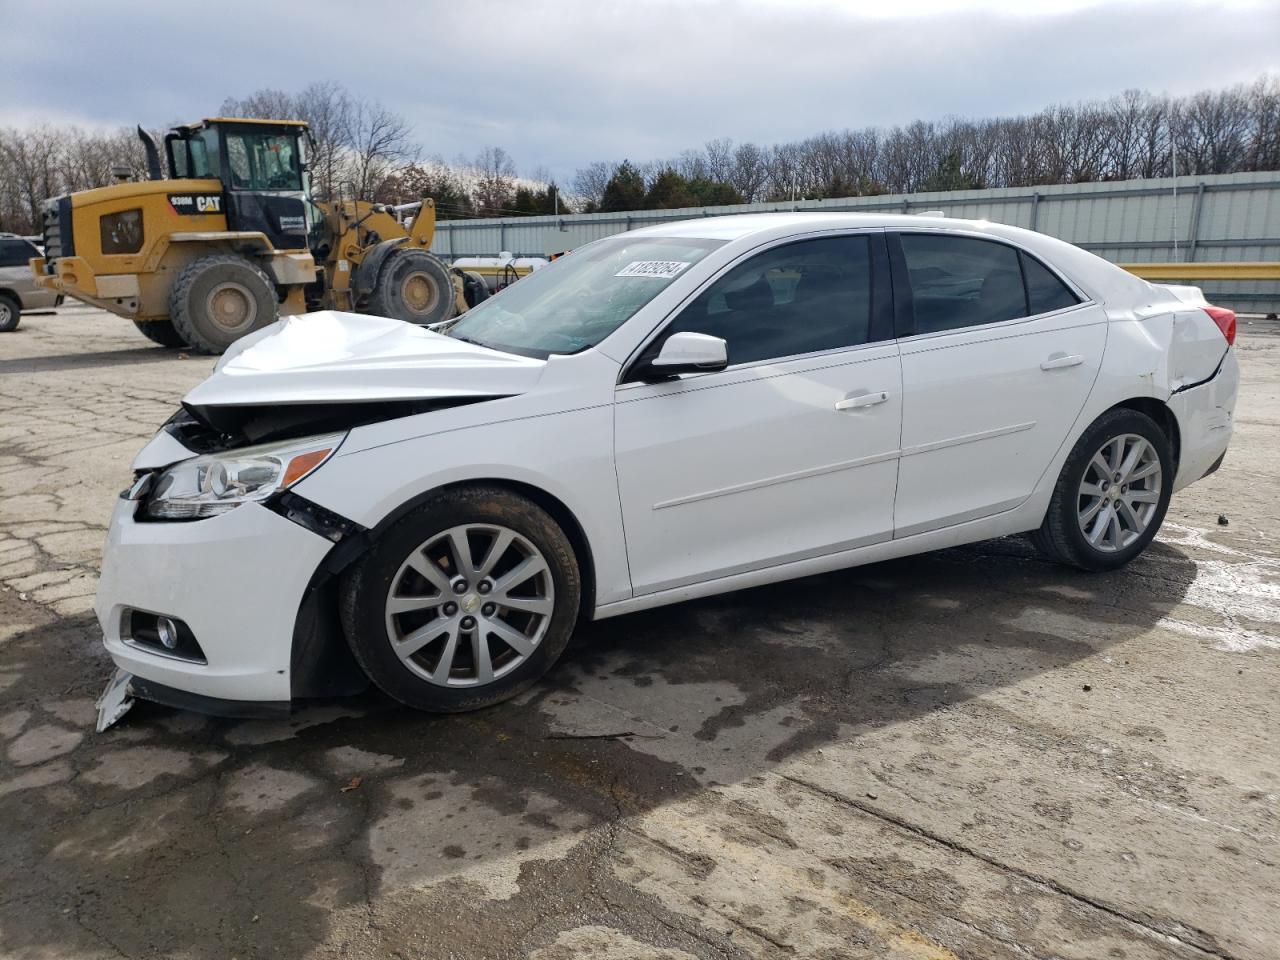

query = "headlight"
[145, 432, 346, 520]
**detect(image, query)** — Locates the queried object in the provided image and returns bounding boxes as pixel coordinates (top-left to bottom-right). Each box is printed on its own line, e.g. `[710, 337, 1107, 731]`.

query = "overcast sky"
[3, 0, 1278, 182]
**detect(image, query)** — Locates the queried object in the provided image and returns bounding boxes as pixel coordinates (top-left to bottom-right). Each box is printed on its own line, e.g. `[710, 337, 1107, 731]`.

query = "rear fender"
[1142, 285, 1228, 390]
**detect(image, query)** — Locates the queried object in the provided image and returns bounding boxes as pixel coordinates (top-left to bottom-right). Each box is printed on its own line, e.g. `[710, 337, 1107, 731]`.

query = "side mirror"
[644, 332, 728, 379]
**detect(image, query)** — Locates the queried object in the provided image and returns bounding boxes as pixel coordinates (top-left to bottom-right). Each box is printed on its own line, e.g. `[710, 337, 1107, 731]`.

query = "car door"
[889, 231, 1108, 538]
[613, 231, 902, 596]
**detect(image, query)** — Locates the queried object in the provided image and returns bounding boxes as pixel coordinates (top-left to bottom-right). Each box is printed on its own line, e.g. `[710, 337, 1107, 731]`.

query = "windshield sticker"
[615, 260, 692, 280]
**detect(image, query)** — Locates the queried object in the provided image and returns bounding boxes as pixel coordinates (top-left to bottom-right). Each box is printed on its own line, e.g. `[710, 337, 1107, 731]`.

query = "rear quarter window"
[1020, 251, 1081, 314]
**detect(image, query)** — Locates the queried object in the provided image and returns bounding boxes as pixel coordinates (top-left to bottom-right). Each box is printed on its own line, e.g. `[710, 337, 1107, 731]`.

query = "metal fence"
[432, 170, 1280, 313]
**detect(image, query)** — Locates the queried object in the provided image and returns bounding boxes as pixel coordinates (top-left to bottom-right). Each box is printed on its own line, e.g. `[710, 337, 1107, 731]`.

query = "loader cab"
[163, 118, 312, 253]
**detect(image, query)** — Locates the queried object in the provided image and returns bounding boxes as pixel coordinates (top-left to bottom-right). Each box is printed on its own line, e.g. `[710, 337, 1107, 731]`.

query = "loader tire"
[170, 254, 277, 354]
[460, 270, 491, 308]
[132, 319, 188, 348]
[367, 248, 455, 326]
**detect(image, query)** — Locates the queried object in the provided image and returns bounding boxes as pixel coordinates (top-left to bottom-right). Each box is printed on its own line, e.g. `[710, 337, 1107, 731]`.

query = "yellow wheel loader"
[29, 119, 477, 353]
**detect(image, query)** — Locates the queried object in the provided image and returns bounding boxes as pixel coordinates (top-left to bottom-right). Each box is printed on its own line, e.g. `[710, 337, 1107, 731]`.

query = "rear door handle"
[1040, 353, 1084, 371]
[835, 391, 890, 411]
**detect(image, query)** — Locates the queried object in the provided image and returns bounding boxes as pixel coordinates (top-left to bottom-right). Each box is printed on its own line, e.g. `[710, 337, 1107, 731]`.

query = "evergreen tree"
[599, 161, 646, 212]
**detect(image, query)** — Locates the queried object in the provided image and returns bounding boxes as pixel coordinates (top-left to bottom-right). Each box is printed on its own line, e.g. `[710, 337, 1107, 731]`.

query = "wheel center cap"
[460, 594, 480, 614]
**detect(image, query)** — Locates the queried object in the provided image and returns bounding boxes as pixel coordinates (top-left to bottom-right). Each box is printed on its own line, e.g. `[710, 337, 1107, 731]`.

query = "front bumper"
[95, 497, 334, 704]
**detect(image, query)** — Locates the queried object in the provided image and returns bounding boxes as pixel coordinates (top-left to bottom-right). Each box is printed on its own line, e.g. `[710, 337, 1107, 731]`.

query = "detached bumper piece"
[95, 669, 134, 733]
[94, 667, 291, 732]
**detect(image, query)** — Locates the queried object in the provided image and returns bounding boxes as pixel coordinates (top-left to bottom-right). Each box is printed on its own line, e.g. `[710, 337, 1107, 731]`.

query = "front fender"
[291, 405, 633, 607]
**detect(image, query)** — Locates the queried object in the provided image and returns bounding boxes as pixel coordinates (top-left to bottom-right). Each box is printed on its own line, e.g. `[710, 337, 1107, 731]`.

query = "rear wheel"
[1030, 408, 1173, 571]
[366, 248, 455, 326]
[132, 318, 188, 348]
[340, 486, 581, 712]
[0, 293, 21, 332]
[170, 254, 277, 354]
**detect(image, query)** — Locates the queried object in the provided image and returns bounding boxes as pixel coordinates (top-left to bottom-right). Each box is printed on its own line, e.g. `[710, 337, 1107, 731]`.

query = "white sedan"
[94, 213, 1239, 721]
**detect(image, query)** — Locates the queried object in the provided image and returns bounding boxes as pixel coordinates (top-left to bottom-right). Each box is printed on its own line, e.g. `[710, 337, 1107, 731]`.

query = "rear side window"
[1020, 251, 1080, 314]
[657, 235, 875, 366]
[0, 238, 37, 267]
[899, 234, 1026, 334]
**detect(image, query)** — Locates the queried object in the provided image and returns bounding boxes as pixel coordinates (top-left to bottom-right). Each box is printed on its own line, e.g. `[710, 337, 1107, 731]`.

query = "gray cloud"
[3, 0, 1278, 181]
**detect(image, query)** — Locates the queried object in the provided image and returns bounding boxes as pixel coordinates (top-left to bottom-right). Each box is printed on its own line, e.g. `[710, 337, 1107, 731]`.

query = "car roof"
[629, 211, 1029, 244]
[627, 211, 1152, 305]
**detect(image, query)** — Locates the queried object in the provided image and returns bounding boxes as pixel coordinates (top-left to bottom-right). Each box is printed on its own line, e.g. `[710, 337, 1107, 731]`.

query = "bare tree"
[572, 161, 613, 210]
[343, 99, 416, 200]
[703, 138, 734, 183]
[1247, 75, 1280, 172]
[1175, 85, 1253, 174]
[729, 141, 767, 202]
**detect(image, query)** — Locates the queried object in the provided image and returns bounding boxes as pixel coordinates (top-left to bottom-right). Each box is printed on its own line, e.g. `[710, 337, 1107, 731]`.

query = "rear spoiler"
[1153, 283, 1208, 307]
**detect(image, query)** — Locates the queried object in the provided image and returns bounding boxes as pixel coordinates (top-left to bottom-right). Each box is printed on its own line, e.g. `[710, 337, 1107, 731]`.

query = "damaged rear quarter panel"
[1168, 307, 1229, 390]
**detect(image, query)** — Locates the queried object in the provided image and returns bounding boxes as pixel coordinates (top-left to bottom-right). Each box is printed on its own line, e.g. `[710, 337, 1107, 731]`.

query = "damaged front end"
[96, 311, 549, 729]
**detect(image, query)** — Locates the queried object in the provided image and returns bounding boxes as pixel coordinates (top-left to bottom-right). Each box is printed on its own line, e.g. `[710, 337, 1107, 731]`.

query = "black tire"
[366, 248, 456, 325]
[0, 292, 20, 332]
[169, 254, 277, 354]
[1030, 408, 1174, 571]
[132, 318, 188, 348]
[340, 486, 582, 712]
[460, 270, 490, 308]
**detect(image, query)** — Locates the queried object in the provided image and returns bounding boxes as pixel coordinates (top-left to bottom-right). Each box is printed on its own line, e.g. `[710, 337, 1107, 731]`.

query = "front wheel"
[1030, 408, 1174, 571]
[340, 486, 581, 712]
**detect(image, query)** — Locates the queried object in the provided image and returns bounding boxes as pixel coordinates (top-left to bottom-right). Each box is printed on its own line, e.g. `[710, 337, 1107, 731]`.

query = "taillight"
[1204, 306, 1236, 346]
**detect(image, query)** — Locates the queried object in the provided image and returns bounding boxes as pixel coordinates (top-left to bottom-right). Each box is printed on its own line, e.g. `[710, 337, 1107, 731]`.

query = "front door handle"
[835, 391, 890, 411]
[1040, 353, 1084, 371]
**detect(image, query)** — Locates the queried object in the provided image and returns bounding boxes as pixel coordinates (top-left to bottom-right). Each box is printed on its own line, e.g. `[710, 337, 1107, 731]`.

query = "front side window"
[446, 236, 724, 358]
[193, 129, 219, 178]
[222, 131, 302, 191]
[651, 235, 874, 367]
[899, 234, 1027, 334]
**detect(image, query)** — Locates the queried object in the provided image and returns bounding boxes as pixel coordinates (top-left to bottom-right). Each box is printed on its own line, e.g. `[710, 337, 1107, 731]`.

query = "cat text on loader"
[29, 120, 469, 353]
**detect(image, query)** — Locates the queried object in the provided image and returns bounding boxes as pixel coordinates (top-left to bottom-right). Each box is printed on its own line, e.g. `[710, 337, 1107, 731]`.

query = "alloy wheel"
[1077, 433, 1162, 553]
[384, 523, 554, 687]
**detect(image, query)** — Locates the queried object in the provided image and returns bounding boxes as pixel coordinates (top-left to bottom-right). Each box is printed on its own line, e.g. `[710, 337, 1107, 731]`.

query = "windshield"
[446, 236, 725, 358]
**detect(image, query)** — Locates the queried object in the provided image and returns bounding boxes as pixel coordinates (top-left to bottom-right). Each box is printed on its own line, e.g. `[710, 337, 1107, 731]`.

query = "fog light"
[121, 610, 206, 663]
[156, 616, 179, 650]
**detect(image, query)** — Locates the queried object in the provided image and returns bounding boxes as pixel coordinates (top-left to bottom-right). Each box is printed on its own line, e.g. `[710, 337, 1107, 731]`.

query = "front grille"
[41, 196, 73, 263]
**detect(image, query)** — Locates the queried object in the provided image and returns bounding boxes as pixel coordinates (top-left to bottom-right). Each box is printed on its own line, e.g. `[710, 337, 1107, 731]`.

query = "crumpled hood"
[184, 311, 545, 407]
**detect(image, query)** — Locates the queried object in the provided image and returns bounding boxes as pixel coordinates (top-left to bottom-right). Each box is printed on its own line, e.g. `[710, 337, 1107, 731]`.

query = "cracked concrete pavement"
[1, 305, 1277, 959]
